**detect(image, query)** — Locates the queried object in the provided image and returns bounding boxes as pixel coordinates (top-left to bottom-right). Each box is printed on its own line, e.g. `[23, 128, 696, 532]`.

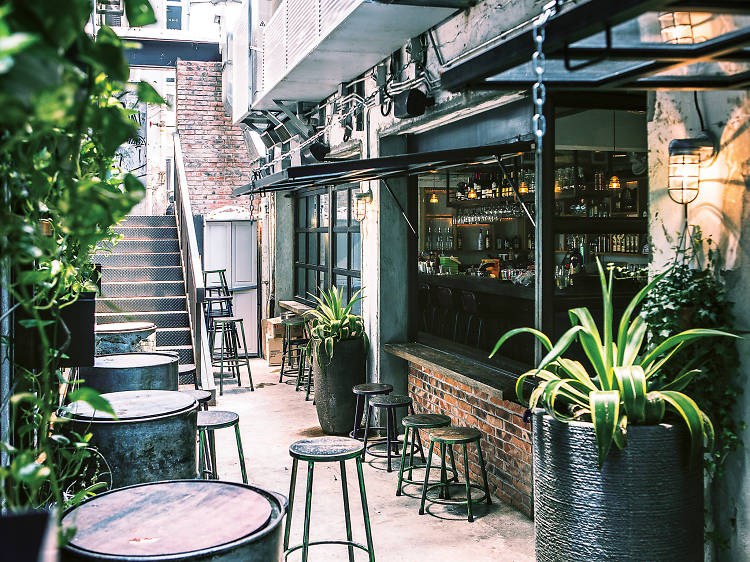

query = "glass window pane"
[318, 271, 326, 293]
[351, 276, 361, 315]
[297, 198, 306, 228]
[320, 193, 329, 227]
[350, 232, 361, 271]
[334, 275, 349, 304]
[335, 190, 348, 226]
[307, 270, 317, 298]
[349, 189, 355, 226]
[307, 196, 316, 228]
[335, 233, 348, 270]
[296, 268, 305, 298]
[308, 233, 318, 264]
[319, 233, 328, 266]
[297, 233, 306, 263]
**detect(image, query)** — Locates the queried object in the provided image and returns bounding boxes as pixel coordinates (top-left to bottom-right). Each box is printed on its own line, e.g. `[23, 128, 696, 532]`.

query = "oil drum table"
[62, 480, 287, 561]
[95, 322, 157, 355]
[78, 352, 179, 393]
[67, 390, 198, 489]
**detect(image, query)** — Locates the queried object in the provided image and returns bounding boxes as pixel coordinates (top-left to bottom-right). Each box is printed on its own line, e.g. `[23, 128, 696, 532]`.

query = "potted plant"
[492, 259, 738, 562]
[305, 287, 368, 435]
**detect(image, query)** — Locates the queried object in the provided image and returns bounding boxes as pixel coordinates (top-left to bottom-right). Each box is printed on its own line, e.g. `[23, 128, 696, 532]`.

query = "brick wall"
[408, 362, 533, 517]
[176, 60, 257, 215]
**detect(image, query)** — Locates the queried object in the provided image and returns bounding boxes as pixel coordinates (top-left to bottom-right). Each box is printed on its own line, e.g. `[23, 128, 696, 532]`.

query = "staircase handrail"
[173, 133, 214, 393]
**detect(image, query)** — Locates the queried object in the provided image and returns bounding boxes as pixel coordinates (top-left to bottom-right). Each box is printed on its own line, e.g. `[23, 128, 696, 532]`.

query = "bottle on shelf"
[457, 229, 463, 250]
[484, 228, 491, 250]
[477, 229, 484, 251]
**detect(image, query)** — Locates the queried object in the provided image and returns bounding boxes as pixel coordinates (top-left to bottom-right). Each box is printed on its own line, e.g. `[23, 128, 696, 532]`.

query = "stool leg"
[448, 445, 459, 482]
[385, 408, 393, 472]
[305, 361, 313, 401]
[352, 395, 363, 440]
[463, 443, 473, 522]
[478, 439, 492, 505]
[237, 320, 254, 391]
[219, 324, 225, 396]
[407, 427, 416, 481]
[234, 422, 248, 484]
[355, 457, 375, 562]
[418, 443, 434, 515]
[230, 324, 242, 386]
[209, 430, 218, 479]
[396, 426, 409, 497]
[440, 442, 450, 500]
[198, 429, 205, 479]
[362, 404, 372, 460]
[283, 458, 299, 552]
[414, 427, 426, 463]
[302, 461, 314, 562]
[339, 461, 355, 562]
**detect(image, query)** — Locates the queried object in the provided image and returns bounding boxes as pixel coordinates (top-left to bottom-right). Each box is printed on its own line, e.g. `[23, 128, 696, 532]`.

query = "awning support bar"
[498, 160, 536, 227]
[381, 179, 417, 236]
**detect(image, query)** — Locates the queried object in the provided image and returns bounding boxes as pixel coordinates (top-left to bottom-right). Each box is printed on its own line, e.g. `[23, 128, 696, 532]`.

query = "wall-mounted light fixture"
[608, 175, 621, 190]
[667, 132, 718, 204]
[658, 12, 697, 44]
[354, 186, 373, 221]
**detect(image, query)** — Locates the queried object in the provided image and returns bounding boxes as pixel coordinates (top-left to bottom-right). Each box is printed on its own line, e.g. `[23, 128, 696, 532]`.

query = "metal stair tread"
[97, 295, 187, 301]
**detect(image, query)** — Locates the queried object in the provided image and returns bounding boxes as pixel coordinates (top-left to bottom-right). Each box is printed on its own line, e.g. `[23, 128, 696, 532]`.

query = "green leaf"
[124, 0, 157, 26]
[490, 327, 552, 358]
[137, 81, 166, 105]
[644, 391, 665, 424]
[657, 390, 713, 460]
[622, 315, 647, 366]
[661, 369, 701, 392]
[535, 325, 585, 373]
[616, 268, 669, 364]
[641, 328, 739, 373]
[613, 366, 646, 423]
[590, 390, 620, 465]
[68, 388, 117, 418]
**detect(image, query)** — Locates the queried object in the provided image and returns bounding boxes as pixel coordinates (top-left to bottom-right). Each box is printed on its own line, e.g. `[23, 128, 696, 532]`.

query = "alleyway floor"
[206, 359, 534, 561]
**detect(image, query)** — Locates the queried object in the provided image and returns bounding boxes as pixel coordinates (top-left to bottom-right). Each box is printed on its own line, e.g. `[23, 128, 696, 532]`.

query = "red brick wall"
[408, 362, 533, 517]
[175, 60, 256, 215]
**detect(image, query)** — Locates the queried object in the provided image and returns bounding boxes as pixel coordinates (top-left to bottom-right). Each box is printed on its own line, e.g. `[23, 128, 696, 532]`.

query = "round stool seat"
[289, 436, 364, 462]
[353, 383, 393, 396]
[197, 410, 239, 430]
[429, 426, 481, 444]
[369, 394, 411, 408]
[204, 295, 232, 301]
[282, 316, 305, 326]
[213, 316, 243, 324]
[402, 413, 451, 429]
[181, 389, 211, 404]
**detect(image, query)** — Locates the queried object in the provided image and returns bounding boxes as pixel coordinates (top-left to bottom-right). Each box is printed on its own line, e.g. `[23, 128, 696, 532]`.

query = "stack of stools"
[279, 313, 307, 385]
[362, 394, 415, 472]
[418, 426, 491, 522]
[203, 268, 254, 395]
[396, 413, 457, 497]
[284, 436, 375, 562]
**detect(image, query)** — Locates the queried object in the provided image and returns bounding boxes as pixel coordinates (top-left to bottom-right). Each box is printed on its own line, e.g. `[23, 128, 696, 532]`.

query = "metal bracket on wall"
[381, 179, 417, 236]
[497, 159, 536, 227]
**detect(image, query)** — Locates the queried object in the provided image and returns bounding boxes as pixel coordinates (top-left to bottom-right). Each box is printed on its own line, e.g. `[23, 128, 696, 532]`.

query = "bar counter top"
[418, 273, 534, 299]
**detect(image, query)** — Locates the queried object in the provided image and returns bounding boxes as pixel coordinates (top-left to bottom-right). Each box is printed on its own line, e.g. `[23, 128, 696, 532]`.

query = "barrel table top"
[86, 352, 176, 370]
[63, 480, 272, 558]
[69, 390, 196, 421]
[95, 322, 157, 334]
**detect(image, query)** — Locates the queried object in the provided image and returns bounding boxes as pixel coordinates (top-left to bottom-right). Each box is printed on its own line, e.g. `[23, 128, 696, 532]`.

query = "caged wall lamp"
[354, 186, 373, 221]
[667, 132, 718, 205]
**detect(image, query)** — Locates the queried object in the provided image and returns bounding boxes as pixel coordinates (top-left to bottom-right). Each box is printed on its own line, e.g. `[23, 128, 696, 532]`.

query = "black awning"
[441, 0, 750, 92]
[233, 140, 533, 196]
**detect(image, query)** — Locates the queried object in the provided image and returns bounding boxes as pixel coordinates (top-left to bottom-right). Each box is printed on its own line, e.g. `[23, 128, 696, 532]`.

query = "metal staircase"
[93, 215, 195, 375]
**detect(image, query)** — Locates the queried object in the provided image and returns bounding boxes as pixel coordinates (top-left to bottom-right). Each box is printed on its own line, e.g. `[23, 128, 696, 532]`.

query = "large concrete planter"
[313, 338, 366, 435]
[533, 411, 704, 562]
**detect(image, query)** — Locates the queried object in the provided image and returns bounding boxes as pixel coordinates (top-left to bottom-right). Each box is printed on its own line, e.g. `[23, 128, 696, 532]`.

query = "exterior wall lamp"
[667, 132, 718, 205]
[658, 12, 697, 44]
[354, 186, 373, 221]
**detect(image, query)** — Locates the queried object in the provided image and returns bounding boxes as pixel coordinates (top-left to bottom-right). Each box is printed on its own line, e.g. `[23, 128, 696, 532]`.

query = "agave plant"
[491, 259, 738, 465]
[305, 286, 368, 367]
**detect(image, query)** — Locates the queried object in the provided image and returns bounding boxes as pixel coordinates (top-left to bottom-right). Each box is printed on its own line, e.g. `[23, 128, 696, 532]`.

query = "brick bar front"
[408, 361, 533, 517]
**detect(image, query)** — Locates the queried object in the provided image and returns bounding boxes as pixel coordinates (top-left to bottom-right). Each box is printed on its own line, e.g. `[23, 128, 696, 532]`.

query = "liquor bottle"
[491, 173, 499, 198]
[485, 229, 491, 250]
[457, 229, 463, 250]
[512, 236, 520, 251]
[477, 229, 484, 251]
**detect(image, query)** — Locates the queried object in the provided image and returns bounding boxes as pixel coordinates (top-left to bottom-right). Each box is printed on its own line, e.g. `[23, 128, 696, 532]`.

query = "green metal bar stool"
[279, 314, 307, 383]
[396, 413, 458, 497]
[197, 410, 248, 484]
[350, 383, 393, 441]
[295, 346, 314, 401]
[362, 394, 414, 472]
[418, 426, 491, 522]
[181, 388, 212, 411]
[203, 268, 232, 298]
[212, 316, 254, 395]
[284, 436, 375, 562]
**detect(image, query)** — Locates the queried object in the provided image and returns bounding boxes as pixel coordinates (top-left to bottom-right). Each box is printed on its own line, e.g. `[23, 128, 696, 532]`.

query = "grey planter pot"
[533, 411, 704, 562]
[313, 338, 366, 435]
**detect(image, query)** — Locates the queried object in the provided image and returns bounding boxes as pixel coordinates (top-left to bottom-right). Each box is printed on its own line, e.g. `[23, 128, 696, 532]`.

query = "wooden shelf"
[553, 217, 647, 234]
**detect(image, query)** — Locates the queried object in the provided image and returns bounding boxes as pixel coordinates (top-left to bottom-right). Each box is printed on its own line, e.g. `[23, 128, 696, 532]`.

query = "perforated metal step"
[97, 239, 180, 253]
[93, 253, 181, 267]
[96, 311, 189, 329]
[101, 266, 184, 282]
[119, 215, 176, 227]
[101, 281, 185, 298]
[111, 226, 178, 239]
[156, 328, 192, 347]
[156, 345, 194, 364]
[96, 296, 187, 313]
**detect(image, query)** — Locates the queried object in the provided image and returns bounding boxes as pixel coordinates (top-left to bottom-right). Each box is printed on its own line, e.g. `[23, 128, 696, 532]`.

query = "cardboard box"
[265, 335, 283, 366]
[264, 316, 304, 340]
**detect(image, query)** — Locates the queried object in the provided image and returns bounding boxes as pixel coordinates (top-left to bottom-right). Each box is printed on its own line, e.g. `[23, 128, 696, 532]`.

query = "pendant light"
[608, 111, 621, 190]
[354, 186, 373, 221]
[428, 174, 439, 204]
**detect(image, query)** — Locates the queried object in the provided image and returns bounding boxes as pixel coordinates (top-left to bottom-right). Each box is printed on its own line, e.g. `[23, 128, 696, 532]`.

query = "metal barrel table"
[94, 321, 157, 355]
[78, 352, 179, 393]
[67, 390, 198, 489]
[62, 480, 287, 561]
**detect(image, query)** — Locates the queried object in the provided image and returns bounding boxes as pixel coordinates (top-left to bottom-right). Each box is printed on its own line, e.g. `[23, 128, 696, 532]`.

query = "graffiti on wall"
[116, 91, 147, 181]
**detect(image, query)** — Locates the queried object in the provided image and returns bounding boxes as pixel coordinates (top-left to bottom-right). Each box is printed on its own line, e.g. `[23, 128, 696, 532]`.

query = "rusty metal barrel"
[68, 390, 198, 489]
[78, 352, 179, 393]
[62, 480, 287, 561]
[95, 321, 157, 355]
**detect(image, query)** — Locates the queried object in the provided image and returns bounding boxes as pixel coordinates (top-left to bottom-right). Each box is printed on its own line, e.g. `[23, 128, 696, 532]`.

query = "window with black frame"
[294, 185, 361, 313]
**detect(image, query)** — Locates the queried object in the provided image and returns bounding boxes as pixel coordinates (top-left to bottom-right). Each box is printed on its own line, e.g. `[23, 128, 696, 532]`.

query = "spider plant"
[491, 259, 739, 465]
[305, 286, 368, 367]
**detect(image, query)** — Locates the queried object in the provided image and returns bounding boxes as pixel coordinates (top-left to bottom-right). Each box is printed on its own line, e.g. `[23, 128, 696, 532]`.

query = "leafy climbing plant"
[491, 259, 738, 465]
[0, 0, 163, 522]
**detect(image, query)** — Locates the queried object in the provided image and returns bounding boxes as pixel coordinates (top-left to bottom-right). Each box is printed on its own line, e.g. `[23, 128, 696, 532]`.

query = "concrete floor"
[207, 358, 534, 561]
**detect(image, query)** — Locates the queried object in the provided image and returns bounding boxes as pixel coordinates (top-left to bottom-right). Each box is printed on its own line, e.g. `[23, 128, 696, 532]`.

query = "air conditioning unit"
[97, 0, 124, 14]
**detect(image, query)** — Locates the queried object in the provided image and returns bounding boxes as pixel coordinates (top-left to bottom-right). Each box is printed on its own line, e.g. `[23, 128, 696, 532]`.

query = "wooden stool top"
[369, 394, 411, 408]
[197, 410, 239, 430]
[353, 383, 393, 396]
[63, 481, 273, 558]
[289, 436, 364, 462]
[402, 413, 451, 429]
[429, 426, 482, 444]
